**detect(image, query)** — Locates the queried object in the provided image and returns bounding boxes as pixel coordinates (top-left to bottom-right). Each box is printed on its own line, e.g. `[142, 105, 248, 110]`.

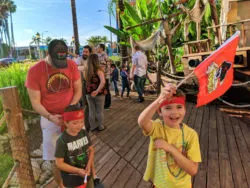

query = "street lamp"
[97, 9, 113, 55]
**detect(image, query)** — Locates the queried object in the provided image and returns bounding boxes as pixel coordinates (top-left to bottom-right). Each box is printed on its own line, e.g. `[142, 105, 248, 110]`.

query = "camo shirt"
[55, 129, 92, 187]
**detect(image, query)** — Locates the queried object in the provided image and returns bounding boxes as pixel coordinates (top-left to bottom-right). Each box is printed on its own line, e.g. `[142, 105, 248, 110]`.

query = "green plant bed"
[0, 154, 14, 187]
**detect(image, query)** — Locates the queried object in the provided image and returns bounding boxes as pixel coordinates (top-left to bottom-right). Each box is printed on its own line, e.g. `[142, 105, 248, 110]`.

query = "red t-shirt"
[25, 60, 80, 114]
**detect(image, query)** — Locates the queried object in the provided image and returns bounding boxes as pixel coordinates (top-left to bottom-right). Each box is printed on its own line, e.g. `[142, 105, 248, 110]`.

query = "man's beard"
[82, 55, 88, 60]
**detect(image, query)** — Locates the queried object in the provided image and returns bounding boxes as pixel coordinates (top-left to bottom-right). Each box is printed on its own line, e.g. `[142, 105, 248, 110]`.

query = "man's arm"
[70, 78, 82, 105]
[130, 64, 136, 79]
[27, 88, 63, 125]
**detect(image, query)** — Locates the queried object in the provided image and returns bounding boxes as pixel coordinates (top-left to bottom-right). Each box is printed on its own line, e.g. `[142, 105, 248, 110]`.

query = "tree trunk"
[70, 0, 80, 55]
[117, 0, 128, 64]
[10, 12, 15, 57]
[0, 87, 36, 188]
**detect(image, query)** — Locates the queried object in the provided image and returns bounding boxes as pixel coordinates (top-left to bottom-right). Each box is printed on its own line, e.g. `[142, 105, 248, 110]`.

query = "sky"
[12, 0, 117, 47]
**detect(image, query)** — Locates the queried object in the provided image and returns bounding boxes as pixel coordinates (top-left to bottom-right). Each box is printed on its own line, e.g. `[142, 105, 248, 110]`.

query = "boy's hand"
[77, 169, 87, 177]
[154, 139, 172, 152]
[158, 83, 176, 104]
[85, 166, 91, 176]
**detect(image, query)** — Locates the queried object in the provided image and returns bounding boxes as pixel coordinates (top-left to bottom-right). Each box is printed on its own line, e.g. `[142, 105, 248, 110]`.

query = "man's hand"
[154, 139, 172, 152]
[157, 83, 176, 104]
[49, 114, 63, 126]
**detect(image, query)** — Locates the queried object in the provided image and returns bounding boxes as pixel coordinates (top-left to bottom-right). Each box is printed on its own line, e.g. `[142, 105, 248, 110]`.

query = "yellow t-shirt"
[143, 119, 202, 188]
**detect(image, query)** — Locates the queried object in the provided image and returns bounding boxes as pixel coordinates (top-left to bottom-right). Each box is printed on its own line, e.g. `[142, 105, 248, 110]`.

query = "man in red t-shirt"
[25, 39, 81, 188]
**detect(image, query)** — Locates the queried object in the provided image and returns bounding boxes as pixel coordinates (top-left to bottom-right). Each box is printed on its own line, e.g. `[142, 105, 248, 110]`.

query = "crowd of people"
[25, 39, 201, 188]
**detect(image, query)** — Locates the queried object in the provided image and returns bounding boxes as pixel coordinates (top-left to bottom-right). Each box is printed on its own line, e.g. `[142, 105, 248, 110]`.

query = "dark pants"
[81, 77, 90, 131]
[134, 74, 146, 99]
[112, 80, 119, 94]
[104, 79, 111, 109]
[121, 79, 130, 97]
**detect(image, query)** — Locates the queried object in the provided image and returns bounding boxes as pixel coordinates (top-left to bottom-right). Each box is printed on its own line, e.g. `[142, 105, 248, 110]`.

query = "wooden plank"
[137, 178, 152, 188]
[207, 105, 220, 188]
[95, 144, 110, 162]
[124, 169, 142, 188]
[192, 106, 204, 135]
[111, 164, 134, 188]
[187, 103, 198, 128]
[96, 148, 115, 172]
[231, 118, 250, 186]
[113, 126, 139, 152]
[97, 153, 120, 180]
[137, 154, 148, 175]
[238, 120, 250, 150]
[183, 102, 193, 124]
[125, 133, 148, 162]
[224, 114, 248, 188]
[193, 105, 209, 188]
[216, 109, 234, 188]
[102, 158, 127, 187]
[118, 129, 144, 157]
[131, 139, 149, 168]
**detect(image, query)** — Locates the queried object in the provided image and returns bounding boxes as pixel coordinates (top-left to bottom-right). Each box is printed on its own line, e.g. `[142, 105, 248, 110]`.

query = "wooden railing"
[207, 19, 250, 46]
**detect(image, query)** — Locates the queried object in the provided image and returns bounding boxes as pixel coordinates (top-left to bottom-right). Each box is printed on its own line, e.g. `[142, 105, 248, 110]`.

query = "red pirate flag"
[194, 31, 240, 107]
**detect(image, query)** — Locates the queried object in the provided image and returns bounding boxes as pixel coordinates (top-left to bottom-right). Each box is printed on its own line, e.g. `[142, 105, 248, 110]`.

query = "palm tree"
[70, 0, 80, 55]
[0, 2, 9, 57]
[8, 0, 16, 55]
[87, 36, 108, 47]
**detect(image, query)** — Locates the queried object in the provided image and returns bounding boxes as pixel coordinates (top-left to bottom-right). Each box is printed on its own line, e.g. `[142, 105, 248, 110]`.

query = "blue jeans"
[112, 80, 119, 94]
[134, 74, 146, 98]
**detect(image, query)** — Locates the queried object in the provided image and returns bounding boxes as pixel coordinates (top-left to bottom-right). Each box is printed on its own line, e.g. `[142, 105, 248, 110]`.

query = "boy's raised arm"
[138, 84, 176, 134]
[138, 98, 161, 133]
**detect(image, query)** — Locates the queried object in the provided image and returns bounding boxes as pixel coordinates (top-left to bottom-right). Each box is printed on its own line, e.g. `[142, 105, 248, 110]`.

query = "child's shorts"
[40, 116, 61, 160]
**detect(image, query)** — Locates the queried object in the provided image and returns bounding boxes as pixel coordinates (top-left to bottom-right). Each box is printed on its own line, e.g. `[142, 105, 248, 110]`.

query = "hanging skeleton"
[178, 0, 208, 41]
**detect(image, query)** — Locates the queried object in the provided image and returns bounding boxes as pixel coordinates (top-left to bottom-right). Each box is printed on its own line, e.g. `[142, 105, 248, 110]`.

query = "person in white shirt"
[130, 45, 148, 102]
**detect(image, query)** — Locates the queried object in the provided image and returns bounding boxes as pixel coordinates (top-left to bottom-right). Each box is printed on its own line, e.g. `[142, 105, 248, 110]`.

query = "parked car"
[0, 58, 16, 67]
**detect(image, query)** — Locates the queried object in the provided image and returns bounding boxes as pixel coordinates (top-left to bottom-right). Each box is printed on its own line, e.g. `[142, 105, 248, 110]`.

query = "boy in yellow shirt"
[138, 83, 201, 188]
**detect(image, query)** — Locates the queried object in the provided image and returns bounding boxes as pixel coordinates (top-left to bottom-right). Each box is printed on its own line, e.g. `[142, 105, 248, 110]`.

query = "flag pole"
[176, 71, 194, 89]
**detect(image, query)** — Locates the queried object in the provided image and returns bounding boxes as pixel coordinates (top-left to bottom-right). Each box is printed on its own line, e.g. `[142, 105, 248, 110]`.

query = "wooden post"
[0, 86, 35, 188]
[156, 61, 162, 95]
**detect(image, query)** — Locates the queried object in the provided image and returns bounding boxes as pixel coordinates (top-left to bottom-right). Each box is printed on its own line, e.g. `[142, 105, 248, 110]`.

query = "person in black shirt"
[55, 104, 94, 188]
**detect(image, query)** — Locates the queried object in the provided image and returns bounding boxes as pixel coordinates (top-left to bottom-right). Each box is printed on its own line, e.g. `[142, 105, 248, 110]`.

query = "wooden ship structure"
[182, 0, 250, 82]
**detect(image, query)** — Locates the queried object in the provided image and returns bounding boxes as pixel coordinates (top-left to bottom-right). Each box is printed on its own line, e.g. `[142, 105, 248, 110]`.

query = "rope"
[161, 70, 187, 79]
[232, 81, 250, 86]
[218, 97, 250, 108]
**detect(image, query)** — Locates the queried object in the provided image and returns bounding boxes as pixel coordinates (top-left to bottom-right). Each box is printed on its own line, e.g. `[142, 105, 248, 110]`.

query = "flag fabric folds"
[194, 31, 240, 107]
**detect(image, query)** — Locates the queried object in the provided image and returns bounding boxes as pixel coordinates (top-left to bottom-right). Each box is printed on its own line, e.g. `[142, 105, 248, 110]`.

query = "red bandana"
[63, 110, 84, 121]
[159, 96, 186, 108]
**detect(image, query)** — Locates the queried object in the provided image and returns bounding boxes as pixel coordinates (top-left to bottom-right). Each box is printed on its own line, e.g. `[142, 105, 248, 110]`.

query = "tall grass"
[0, 62, 35, 133]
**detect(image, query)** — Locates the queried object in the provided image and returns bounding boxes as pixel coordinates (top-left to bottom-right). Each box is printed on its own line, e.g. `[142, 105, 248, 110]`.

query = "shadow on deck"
[46, 94, 250, 188]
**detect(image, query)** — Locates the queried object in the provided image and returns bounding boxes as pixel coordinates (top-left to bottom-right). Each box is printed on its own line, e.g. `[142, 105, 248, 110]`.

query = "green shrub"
[0, 62, 35, 133]
[0, 154, 14, 187]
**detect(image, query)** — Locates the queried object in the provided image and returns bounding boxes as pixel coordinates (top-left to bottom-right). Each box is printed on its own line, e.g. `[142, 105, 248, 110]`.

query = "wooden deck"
[46, 94, 250, 188]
